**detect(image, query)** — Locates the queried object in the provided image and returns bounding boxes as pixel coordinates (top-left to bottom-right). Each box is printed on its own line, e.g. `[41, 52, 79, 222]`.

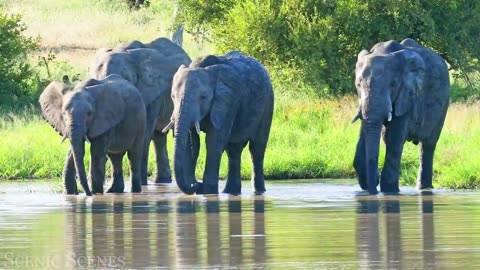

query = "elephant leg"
[152, 131, 172, 184]
[106, 153, 125, 193]
[417, 141, 436, 190]
[129, 134, 144, 193]
[353, 124, 368, 190]
[223, 142, 247, 195]
[62, 146, 78, 195]
[380, 118, 407, 194]
[202, 131, 224, 194]
[90, 141, 109, 194]
[249, 140, 267, 195]
[140, 105, 161, 185]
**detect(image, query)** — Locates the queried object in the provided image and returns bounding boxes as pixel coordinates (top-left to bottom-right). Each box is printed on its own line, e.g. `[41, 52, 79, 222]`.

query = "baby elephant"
[39, 75, 146, 196]
[163, 51, 274, 195]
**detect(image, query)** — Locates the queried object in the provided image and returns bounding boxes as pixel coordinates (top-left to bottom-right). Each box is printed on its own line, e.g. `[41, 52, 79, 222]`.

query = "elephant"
[39, 74, 146, 195]
[352, 38, 450, 195]
[87, 37, 191, 186]
[162, 51, 274, 195]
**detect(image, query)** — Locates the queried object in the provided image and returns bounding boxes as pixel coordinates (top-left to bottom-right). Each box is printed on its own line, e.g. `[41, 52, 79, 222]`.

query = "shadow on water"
[356, 193, 436, 270]
[2, 182, 480, 269]
[66, 195, 267, 269]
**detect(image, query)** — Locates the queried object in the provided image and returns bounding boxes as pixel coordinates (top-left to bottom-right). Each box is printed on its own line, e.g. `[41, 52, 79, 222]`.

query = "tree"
[177, 0, 480, 96]
[0, 8, 40, 105]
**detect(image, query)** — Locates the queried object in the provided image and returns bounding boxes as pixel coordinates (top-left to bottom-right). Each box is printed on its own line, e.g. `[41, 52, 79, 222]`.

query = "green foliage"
[0, 8, 40, 105]
[177, 0, 480, 96]
[3, 98, 480, 190]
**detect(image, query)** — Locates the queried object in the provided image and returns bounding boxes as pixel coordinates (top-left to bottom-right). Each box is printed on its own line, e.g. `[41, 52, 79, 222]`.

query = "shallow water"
[1, 180, 480, 269]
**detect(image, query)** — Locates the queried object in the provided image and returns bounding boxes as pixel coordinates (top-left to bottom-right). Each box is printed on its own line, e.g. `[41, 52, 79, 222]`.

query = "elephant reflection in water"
[355, 195, 435, 270]
[65, 197, 267, 269]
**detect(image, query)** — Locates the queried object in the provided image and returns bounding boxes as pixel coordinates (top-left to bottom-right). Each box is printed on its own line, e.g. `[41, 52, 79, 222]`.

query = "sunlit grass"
[2, 99, 480, 189]
[2, 0, 212, 78]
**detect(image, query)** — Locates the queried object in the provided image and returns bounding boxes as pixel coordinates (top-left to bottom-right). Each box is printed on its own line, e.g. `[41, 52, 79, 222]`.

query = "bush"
[0, 8, 40, 106]
[177, 0, 480, 97]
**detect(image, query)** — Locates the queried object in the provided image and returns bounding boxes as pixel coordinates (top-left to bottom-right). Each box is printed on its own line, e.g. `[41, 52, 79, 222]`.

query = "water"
[1, 180, 480, 269]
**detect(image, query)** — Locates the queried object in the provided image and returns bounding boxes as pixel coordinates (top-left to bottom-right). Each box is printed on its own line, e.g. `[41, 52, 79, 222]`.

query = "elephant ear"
[393, 49, 425, 117]
[130, 48, 174, 106]
[357, 49, 370, 60]
[39, 81, 73, 136]
[209, 66, 242, 130]
[86, 83, 126, 138]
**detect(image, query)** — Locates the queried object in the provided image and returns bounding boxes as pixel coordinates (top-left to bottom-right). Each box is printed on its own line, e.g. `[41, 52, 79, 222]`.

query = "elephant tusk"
[351, 114, 361, 124]
[61, 134, 68, 143]
[195, 122, 201, 135]
[85, 136, 90, 143]
[387, 112, 392, 122]
[162, 121, 174, 134]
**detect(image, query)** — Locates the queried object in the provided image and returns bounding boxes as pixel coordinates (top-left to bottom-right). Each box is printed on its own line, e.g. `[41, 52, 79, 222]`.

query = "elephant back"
[221, 52, 273, 97]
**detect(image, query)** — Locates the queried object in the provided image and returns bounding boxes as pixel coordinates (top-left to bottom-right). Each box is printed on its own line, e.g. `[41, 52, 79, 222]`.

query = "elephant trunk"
[173, 113, 198, 195]
[70, 114, 92, 196]
[191, 130, 200, 167]
[364, 121, 382, 195]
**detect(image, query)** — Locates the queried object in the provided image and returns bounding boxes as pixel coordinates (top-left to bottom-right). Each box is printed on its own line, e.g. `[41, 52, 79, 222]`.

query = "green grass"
[2, 98, 480, 189]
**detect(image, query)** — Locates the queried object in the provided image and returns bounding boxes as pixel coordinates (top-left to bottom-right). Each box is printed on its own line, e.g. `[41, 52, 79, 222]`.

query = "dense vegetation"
[0, 0, 480, 189]
[177, 0, 480, 97]
[0, 9, 39, 106]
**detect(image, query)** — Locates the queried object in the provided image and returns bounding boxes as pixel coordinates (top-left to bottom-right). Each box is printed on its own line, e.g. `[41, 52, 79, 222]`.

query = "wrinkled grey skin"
[166, 51, 274, 195]
[88, 37, 191, 185]
[352, 39, 450, 195]
[39, 75, 146, 195]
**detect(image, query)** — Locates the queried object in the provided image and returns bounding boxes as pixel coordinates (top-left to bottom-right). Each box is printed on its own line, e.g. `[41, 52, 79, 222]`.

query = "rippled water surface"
[1, 180, 480, 269]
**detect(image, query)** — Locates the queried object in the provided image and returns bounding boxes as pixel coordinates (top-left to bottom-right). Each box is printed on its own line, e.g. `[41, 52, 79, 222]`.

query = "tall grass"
[1, 0, 211, 79]
[1, 99, 480, 189]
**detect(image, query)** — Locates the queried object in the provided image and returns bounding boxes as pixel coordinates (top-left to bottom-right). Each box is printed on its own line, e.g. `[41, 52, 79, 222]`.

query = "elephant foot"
[254, 185, 266, 195]
[65, 189, 79, 195]
[141, 179, 148, 186]
[223, 184, 241, 196]
[91, 188, 104, 195]
[419, 189, 434, 195]
[380, 182, 400, 194]
[106, 184, 125, 193]
[416, 182, 434, 191]
[254, 189, 265, 195]
[198, 183, 218, 195]
[358, 179, 368, 191]
[155, 175, 172, 184]
[131, 184, 142, 193]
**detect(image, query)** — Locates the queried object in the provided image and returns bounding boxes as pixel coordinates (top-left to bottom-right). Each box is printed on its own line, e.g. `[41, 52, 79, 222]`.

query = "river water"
[0, 180, 479, 269]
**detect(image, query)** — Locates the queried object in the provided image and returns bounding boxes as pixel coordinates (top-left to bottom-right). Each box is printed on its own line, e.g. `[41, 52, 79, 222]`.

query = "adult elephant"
[88, 37, 191, 185]
[352, 38, 450, 195]
[162, 51, 274, 195]
[39, 75, 146, 196]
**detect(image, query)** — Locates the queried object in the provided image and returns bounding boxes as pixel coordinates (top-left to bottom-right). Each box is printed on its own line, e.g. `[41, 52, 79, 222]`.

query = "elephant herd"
[38, 37, 450, 196]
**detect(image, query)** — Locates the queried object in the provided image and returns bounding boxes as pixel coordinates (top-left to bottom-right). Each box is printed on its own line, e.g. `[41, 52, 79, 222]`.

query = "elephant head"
[89, 41, 192, 108]
[354, 41, 425, 194]
[39, 75, 127, 195]
[163, 57, 242, 194]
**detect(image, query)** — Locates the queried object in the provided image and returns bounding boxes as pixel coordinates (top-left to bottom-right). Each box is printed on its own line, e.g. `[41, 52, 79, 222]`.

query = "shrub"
[0, 7, 40, 106]
[177, 0, 480, 97]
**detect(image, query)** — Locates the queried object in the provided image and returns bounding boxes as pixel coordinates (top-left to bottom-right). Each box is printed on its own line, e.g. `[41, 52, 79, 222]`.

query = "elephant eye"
[200, 95, 207, 100]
